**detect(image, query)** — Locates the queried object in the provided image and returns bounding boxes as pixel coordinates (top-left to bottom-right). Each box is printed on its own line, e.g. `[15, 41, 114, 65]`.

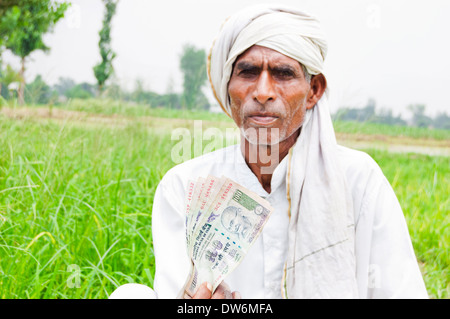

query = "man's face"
[228, 45, 312, 145]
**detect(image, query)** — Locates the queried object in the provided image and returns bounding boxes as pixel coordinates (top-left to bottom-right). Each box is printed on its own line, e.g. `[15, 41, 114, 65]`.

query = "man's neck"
[240, 129, 300, 193]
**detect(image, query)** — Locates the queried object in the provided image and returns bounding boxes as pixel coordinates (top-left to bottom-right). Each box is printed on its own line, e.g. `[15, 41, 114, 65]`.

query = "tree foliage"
[0, 0, 69, 104]
[433, 112, 450, 130]
[334, 98, 406, 126]
[0, 61, 21, 99]
[3, 2, 67, 57]
[408, 104, 433, 128]
[93, 0, 118, 93]
[0, 1, 21, 54]
[179, 44, 208, 110]
[332, 99, 450, 130]
[0, 0, 22, 14]
[25, 74, 57, 104]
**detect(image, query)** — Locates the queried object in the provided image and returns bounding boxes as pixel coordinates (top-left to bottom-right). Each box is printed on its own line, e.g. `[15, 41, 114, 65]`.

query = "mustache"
[239, 101, 286, 118]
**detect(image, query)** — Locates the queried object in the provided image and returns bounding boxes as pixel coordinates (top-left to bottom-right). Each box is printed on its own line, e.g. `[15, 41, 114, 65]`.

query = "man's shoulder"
[336, 145, 382, 176]
[336, 145, 391, 215]
[335, 145, 387, 195]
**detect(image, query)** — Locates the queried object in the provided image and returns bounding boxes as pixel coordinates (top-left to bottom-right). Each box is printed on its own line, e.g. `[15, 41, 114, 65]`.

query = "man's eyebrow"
[234, 61, 260, 71]
[270, 64, 299, 74]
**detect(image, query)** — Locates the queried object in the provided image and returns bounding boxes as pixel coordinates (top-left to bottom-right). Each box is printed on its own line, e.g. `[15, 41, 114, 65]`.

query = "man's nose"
[253, 71, 276, 105]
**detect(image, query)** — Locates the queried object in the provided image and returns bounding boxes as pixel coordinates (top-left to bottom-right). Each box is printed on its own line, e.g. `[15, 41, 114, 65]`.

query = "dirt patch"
[0, 106, 229, 130]
[336, 132, 450, 148]
[336, 132, 450, 157]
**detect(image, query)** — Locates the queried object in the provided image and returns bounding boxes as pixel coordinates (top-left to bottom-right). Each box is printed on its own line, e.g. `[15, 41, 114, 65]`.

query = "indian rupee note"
[184, 180, 196, 245]
[181, 177, 273, 297]
[188, 175, 226, 255]
[185, 177, 205, 247]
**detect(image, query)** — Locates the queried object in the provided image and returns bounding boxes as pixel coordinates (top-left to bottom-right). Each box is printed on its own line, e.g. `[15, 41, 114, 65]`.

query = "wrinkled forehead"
[232, 45, 303, 70]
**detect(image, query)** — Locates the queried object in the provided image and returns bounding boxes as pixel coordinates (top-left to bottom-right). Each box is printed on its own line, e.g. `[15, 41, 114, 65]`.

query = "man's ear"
[306, 74, 327, 110]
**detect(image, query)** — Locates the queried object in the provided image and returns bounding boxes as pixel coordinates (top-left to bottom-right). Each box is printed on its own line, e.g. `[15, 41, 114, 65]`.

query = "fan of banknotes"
[178, 175, 274, 298]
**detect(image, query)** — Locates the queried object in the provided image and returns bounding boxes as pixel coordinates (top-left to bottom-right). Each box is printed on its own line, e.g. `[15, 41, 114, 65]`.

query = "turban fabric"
[208, 4, 359, 298]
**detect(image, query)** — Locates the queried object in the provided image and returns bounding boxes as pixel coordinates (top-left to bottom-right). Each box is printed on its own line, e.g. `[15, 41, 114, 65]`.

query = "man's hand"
[188, 281, 241, 299]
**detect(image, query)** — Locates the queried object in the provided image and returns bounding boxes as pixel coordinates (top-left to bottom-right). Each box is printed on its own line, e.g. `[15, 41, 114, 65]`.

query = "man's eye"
[239, 69, 258, 77]
[273, 70, 295, 79]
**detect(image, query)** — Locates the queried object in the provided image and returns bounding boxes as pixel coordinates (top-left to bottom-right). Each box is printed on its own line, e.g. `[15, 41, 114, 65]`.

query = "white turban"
[208, 4, 359, 299]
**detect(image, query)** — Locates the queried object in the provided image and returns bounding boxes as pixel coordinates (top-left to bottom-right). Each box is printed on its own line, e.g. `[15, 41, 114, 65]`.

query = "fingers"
[192, 282, 213, 299]
[232, 291, 242, 299]
[211, 282, 232, 299]
[190, 281, 242, 299]
[212, 282, 241, 299]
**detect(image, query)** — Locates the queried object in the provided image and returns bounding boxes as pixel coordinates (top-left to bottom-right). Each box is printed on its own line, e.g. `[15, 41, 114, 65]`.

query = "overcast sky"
[2, 0, 450, 116]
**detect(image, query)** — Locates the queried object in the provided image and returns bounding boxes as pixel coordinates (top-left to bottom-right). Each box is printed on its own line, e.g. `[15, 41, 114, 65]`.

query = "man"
[121, 4, 428, 299]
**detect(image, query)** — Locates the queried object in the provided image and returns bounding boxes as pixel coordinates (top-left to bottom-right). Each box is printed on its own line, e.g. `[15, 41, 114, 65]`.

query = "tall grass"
[366, 149, 449, 298]
[0, 108, 448, 298]
[0, 117, 174, 298]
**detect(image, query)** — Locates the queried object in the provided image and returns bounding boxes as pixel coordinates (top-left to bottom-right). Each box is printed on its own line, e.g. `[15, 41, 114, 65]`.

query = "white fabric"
[109, 283, 156, 299]
[282, 98, 358, 298]
[152, 144, 428, 298]
[208, 4, 358, 298]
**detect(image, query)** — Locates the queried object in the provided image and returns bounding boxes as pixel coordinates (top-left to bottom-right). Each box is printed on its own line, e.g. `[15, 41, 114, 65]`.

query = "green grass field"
[0, 102, 448, 298]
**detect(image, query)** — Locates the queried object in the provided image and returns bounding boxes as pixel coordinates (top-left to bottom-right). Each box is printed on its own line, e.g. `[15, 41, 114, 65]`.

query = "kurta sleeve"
[354, 159, 428, 299]
[152, 175, 190, 299]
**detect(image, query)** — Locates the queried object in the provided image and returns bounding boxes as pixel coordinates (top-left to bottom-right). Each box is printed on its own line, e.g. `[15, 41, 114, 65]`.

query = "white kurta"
[152, 144, 428, 299]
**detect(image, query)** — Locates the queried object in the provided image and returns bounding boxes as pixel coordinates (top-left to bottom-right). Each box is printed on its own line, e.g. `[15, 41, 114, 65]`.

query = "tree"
[93, 0, 118, 94]
[408, 104, 432, 128]
[372, 108, 406, 126]
[0, 1, 23, 72]
[0, 0, 23, 15]
[333, 98, 408, 126]
[52, 77, 95, 100]
[53, 77, 76, 96]
[333, 99, 376, 122]
[25, 74, 57, 105]
[179, 44, 209, 110]
[0, 1, 19, 48]
[1, 0, 69, 105]
[65, 83, 95, 100]
[0, 62, 22, 99]
[433, 112, 450, 130]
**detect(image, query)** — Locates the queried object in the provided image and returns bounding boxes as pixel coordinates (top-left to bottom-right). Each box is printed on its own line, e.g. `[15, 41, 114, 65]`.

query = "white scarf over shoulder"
[208, 4, 358, 298]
